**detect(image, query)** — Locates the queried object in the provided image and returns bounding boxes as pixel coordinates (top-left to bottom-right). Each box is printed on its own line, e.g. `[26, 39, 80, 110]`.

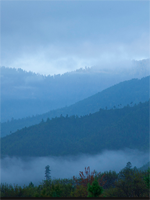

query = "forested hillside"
[1, 100, 149, 158]
[1, 75, 149, 138]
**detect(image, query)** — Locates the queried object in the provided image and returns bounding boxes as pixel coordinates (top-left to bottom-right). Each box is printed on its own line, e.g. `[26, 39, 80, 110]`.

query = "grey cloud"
[1, 1, 149, 75]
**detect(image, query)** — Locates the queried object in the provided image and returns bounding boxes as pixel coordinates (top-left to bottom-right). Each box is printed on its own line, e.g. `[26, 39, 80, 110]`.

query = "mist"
[1, 148, 149, 188]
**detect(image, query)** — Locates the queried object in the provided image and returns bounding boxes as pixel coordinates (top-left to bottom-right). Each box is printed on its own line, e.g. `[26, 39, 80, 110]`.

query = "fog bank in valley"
[1, 148, 149, 188]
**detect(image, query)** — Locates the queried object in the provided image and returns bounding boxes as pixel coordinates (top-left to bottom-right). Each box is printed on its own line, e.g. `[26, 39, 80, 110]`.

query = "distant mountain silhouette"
[1, 58, 149, 122]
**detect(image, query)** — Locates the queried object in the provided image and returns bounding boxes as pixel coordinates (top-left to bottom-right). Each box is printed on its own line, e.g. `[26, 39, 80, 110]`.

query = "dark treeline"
[1, 100, 149, 158]
[0, 162, 150, 197]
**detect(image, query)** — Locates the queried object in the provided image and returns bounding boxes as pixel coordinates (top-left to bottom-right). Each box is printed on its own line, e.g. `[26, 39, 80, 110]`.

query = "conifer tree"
[143, 168, 150, 189]
[45, 165, 51, 181]
[87, 178, 104, 197]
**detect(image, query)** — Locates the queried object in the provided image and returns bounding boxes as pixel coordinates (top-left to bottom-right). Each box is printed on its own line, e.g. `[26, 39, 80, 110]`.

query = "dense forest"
[1, 100, 149, 158]
[1, 75, 149, 138]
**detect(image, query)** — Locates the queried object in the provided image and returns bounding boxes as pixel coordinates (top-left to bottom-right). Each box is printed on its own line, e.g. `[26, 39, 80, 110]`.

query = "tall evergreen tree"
[45, 165, 51, 181]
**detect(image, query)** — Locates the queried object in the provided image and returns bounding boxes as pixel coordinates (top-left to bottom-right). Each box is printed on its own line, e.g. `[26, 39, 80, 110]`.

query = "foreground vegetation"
[1, 162, 150, 198]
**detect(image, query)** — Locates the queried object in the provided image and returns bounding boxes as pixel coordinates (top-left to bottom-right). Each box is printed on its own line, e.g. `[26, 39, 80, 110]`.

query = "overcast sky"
[1, 1, 150, 75]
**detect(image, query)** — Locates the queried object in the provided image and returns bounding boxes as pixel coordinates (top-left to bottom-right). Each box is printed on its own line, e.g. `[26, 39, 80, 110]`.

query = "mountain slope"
[1, 100, 149, 158]
[1, 76, 149, 138]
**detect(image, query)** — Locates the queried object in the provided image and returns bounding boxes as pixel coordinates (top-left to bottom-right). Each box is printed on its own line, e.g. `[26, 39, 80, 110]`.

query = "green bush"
[87, 178, 104, 197]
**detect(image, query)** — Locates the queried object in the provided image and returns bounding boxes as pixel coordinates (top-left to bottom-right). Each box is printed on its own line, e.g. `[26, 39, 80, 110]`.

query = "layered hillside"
[1, 100, 149, 158]
[1, 76, 149, 138]
[1, 59, 149, 122]
[0, 66, 131, 121]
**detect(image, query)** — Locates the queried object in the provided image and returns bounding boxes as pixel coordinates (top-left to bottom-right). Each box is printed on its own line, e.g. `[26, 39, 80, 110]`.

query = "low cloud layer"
[1, 148, 149, 188]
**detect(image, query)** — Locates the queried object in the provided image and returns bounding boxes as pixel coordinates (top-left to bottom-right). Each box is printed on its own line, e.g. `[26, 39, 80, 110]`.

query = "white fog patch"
[2, 36, 149, 76]
[0, 148, 149, 188]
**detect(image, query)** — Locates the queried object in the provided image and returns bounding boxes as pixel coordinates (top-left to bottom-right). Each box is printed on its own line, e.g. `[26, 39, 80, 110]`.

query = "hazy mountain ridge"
[1, 58, 149, 122]
[1, 66, 119, 121]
